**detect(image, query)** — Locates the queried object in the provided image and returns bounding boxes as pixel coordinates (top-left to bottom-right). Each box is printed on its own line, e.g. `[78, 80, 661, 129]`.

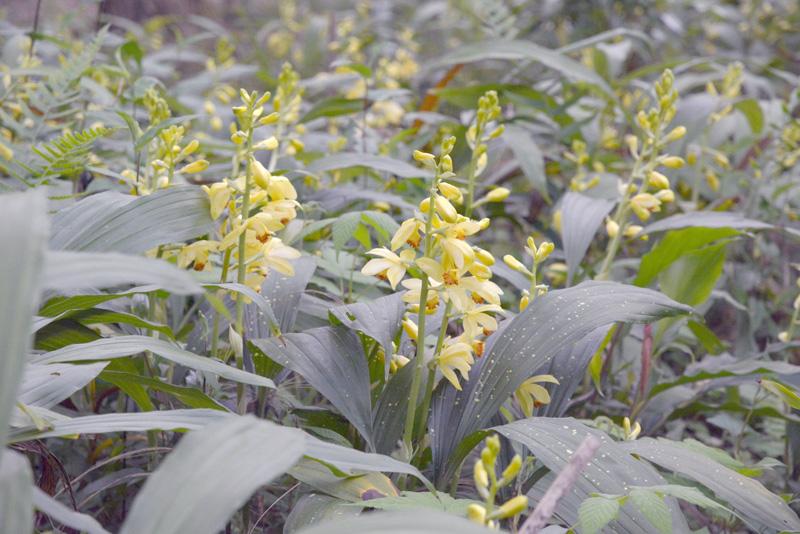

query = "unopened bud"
[504, 254, 528, 274]
[178, 159, 209, 174]
[486, 187, 510, 202]
[664, 126, 687, 143]
[493, 496, 529, 519]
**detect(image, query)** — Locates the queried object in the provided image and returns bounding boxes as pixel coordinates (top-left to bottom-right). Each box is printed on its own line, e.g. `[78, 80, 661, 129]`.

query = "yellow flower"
[401, 278, 440, 313]
[629, 193, 661, 220]
[267, 175, 297, 201]
[462, 303, 502, 338]
[437, 338, 474, 390]
[177, 240, 219, 271]
[514, 374, 560, 417]
[391, 218, 424, 250]
[259, 237, 301, 277]
[361, 248, 416, 289]
[202, 182, 231, 219]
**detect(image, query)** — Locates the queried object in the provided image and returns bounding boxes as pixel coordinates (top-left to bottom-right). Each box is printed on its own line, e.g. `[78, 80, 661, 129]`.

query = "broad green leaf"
[373, 362, 416, 454]
[295, 510, 494, 534]
[252, 327, 373, 448]
[635, 484, 730, 513]
[560, 192, 615, 284]
[289, 458, 399, 503]
[734, 98, 764, 134]
[658, 243, 726, 306]
[431, 282, 691, 485]
[503, 124, 548, 199]
[359, 491, 477, 515]
[42, 251, 202, 295]
[0, 190, 47, 446]
[32, 486, 110, 534]
[578, 496, 621, 534]
[649, 354, 800, 397]
[760, 379, 800, 410]
[31, 335, 275, 389]
[119, 416, 304, 534]
[0, 450, 33, 533]
[8, 409, 229, 443]
[285, 494, 361, 534]
[302, 97, 364, 122]
[635, 227, 740, 287]
[329, 293, 405, 367]
[620, 438, 800, 532]
[495, 418, 688, 533]
[304, 436, 429, 488]
[17, 362, 107, 408]
[642, 212, 772, 234]
[99, 370, 228, 410]
[49, 186, 213, 253]
[430, 39, 613, 97]
[307, 153, 433, 179]
[629, 489, 671, 534]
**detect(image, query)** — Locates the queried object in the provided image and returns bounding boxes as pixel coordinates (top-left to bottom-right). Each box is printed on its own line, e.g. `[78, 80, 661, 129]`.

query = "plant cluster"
[0, 1, 799, 533]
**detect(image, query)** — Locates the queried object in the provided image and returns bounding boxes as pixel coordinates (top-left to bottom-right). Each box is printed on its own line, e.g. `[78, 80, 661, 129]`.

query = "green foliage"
[1, 2, 799, 533]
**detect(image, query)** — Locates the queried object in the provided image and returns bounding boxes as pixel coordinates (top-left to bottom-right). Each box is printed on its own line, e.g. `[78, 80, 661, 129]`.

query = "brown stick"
[519, 435, 601, 534]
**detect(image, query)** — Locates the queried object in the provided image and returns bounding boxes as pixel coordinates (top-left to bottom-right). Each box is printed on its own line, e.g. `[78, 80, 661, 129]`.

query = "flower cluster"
[467, 435, 528, 528]
[361, 136, 502, 390]
[600, 70, 685, 278]
[504, 236, 555, 311]
[183, 88, 300, 289]
[121, 89, 209, 195]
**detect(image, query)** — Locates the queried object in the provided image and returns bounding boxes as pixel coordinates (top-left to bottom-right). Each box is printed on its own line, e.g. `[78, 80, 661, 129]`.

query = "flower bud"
[493, 496, 529, 519]
[438, 181, 462, 202]
[625, 135, 639, 158]
[534, 242, 554, 263]
[519, 293, 530, 311]
[655, 189, 675, 203]
[466, 504, 487, 525]
[647, 171, 670, 190]
[624, 225, 643, 238]
[180, 139, 199, 158]
[440, 154, 453, 173]
[419, 197, 431, 213]
[402, 318, 418, 341]
[486, 187, 510, 202]
[661, 156, 685, 169]
[441, 135, 456, 155]
[606, 218, 619, 238]
[486, 435, 501, 456]
[501, 454, 523, 482]
[413, 150, 436, 166]
[504, 254, 528, 274]
[434, 195, 458, 223]
[250, 158, 272, 189]
[473, 459, 489, 491]
[259, 112, 280, 126]
[178, 159, 209, 174]
[254, 136, 279, 151]
[778, 331, 790, 343]
[474, 247, 495, 266]
[664, 125, 687, 143]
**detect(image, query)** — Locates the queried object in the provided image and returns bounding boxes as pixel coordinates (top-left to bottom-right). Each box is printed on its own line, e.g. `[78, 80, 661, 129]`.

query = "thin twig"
[519, 435, 601, 534]
[247, 482, 300, 534]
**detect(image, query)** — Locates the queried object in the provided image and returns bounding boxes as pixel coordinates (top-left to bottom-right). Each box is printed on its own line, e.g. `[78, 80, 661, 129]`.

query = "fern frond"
[31, 126, 112, 180]
[22, 27, 108, 140]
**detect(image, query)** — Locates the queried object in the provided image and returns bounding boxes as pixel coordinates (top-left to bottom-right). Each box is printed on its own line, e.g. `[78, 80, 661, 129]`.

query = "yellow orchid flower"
[361, 248, 416, 289]
[437, 337, 475, 390]
[514, 374, 560, 417]
[202, 182, 231, 220]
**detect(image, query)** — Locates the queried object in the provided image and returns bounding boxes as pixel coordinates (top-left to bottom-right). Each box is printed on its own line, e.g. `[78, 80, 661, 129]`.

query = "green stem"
[464, 125, 483, 219]
[233, 122, 255, 414]
[415, 301, 453, 445]
[209, 247, 232, 358]
[402, 174, 440, 453]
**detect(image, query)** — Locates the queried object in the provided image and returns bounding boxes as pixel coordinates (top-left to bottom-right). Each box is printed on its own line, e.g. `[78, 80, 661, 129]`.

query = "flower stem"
[233, 122, 255, 414]
[402, 173, 440, 453]
[415, 301, 452, 445]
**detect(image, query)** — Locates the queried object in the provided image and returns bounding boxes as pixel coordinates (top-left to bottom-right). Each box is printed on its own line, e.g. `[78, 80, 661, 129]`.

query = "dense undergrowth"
[1, 1, 800, 533]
